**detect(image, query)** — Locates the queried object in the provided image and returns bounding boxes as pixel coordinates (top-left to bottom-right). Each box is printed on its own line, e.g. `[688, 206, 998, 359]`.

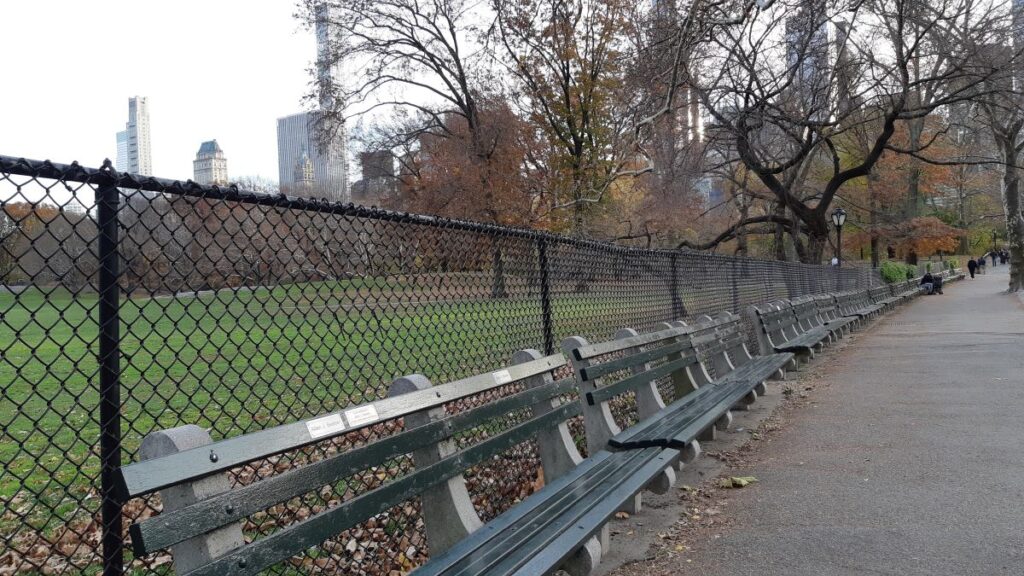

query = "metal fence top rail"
[0, 154, 846, 269]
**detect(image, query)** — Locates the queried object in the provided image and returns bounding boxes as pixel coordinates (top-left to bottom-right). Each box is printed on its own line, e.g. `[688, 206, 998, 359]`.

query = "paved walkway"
[687, 266, 1024, 575]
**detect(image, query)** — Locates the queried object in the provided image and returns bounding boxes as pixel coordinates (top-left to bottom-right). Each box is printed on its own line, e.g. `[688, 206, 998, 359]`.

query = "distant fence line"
[0, 155, 877, 575]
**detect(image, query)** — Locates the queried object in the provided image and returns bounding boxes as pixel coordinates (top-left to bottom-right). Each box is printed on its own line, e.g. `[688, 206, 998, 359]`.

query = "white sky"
[0, 0, 320, 182]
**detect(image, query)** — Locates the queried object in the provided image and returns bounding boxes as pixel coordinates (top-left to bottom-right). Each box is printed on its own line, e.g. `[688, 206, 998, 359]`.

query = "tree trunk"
[905, 118, 924, 225]
[869, 172, 880, 268]
[957, 181, 970, 255]
[736, 195, 749, 256]
[1002, 142, 1024, 292]
[804, 232, 827, 265]
[773, 203, 787, 261]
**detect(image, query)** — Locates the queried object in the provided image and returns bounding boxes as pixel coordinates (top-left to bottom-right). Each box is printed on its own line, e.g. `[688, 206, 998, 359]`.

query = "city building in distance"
[276, 2, 347, 201]
[277, 111, 346, 200]
[193, 140, 229, 186]
[115, 96, 153, 176]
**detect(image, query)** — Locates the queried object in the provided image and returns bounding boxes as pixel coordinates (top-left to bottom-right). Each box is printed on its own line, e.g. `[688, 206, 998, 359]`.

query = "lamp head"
[831, 207, 847, 227]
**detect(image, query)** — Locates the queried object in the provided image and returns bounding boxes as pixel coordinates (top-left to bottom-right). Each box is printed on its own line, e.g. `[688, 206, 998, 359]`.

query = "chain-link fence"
[0, 155, 876, 575]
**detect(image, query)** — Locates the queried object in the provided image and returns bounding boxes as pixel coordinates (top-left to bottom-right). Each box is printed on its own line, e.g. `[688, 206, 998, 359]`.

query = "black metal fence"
[0, 155, 876, 575]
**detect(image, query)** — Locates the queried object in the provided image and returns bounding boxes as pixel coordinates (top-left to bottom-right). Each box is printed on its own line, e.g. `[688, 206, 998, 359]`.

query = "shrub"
[879, 261, 915, 283]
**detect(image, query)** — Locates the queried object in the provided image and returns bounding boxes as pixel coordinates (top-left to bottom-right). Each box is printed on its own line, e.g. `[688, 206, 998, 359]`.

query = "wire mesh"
[0, 155, 877, 574]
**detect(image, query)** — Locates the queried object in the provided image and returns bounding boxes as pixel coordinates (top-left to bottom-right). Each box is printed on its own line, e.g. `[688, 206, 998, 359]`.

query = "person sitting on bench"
[932, 274, 943, 294]
[919, 272, 935, 295]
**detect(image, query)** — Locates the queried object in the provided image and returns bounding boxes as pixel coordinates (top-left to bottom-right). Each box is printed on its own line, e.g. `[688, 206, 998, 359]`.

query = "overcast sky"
[0, 1, 320, 182]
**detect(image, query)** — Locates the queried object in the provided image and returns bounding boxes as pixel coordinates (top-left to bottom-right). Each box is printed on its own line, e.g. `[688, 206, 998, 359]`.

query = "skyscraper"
[277, 111, 347, 200]
[115, 96, 153, 175]
[277, 2, 347, 201]
[193, 140, 229, 186]
[785, 0, 830, 121]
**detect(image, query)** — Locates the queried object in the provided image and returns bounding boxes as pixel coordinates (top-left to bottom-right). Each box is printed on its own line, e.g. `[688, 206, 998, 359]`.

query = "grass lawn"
[0, 278, 666, 562]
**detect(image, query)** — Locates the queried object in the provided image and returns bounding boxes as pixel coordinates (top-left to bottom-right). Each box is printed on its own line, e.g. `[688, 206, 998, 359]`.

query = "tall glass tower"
[277, 2, 347, 200]
[115, 96, 153, 176]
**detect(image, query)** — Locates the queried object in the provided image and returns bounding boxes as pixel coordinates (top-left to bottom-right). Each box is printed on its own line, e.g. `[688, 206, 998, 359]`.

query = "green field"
[0, 280, 662, 547]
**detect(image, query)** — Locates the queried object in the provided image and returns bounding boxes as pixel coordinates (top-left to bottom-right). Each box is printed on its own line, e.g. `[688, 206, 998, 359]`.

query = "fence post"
[96, 171, 123, 576]
[537, 238, 554, 354]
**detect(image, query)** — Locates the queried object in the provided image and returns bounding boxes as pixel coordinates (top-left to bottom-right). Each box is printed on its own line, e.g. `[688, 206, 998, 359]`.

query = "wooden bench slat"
[717, 354, 792, 385]
[585, 353, 699, 406]
[578, 338, 691, 381]
[471, 448, 678, 576]
[571, 325, 689, 360]
[413, 450, 619, 576]
[608, 383, 732, 449]
[177, 401, 581, 576]
[131, 376, 579, 555]
[663, 382, 759, 448]
[422, 447, 673, 576]
[117, 354, 567, 499]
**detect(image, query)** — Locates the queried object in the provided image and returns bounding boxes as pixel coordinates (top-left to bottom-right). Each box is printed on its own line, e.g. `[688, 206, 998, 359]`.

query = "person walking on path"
[979, 254, 987, 274]
[968, 257, 977, 278]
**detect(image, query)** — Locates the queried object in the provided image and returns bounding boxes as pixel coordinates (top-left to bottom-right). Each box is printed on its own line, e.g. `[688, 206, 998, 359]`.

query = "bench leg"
[561, 534, 603, 576]
[670, 440, 701, 471]
[716, 411, 733, 431]
[140, 426, 245, 573]
[619, 465, 675, 514]
[698, 413, 734, 445]
[683, 440, 701, 463]
[620, 492, 643, 514]
[754, 381, 767, 396]
[391, 376, 482, 554]
[732, 389, 757, 411]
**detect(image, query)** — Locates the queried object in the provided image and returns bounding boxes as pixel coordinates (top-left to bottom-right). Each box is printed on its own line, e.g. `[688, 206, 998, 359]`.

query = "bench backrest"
[749, 300, 802, 353]
[119, 351, 580, 575]
[836, 289, 869, 314]
[813, 294, 841, 322]
[868, 285, 890, 304]
[683, 311, 756, 380]
[790, 297, 823, 331]
[563, 324, 709, 455]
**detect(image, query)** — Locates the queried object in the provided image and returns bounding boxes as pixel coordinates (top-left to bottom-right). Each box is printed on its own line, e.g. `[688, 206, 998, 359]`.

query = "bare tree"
[973, 25, 1024, 291]
[698, 0, 1011, 263]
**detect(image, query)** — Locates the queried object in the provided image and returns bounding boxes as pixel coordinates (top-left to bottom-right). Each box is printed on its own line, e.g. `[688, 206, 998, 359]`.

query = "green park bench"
[562, 316, 790, 460]
[812, 294, 859, 335]
[869, 285, 901, 311]
[116, 350, 677, 576]
[790, 296, 842, 342]
[112, 298, 873, 576]
[748, 300, 832, 362]
[835, 290, 883, 320]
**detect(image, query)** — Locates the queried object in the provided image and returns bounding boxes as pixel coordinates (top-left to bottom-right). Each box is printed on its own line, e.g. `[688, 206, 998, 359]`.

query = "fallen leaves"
[718, 476, 758, 489]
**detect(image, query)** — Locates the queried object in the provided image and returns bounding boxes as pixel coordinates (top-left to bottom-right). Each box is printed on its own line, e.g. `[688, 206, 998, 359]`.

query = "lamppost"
[831, 207, 847, 267]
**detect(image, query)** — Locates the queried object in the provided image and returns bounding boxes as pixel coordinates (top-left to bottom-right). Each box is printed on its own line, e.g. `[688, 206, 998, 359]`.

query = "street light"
[831, 207, 847, 267]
